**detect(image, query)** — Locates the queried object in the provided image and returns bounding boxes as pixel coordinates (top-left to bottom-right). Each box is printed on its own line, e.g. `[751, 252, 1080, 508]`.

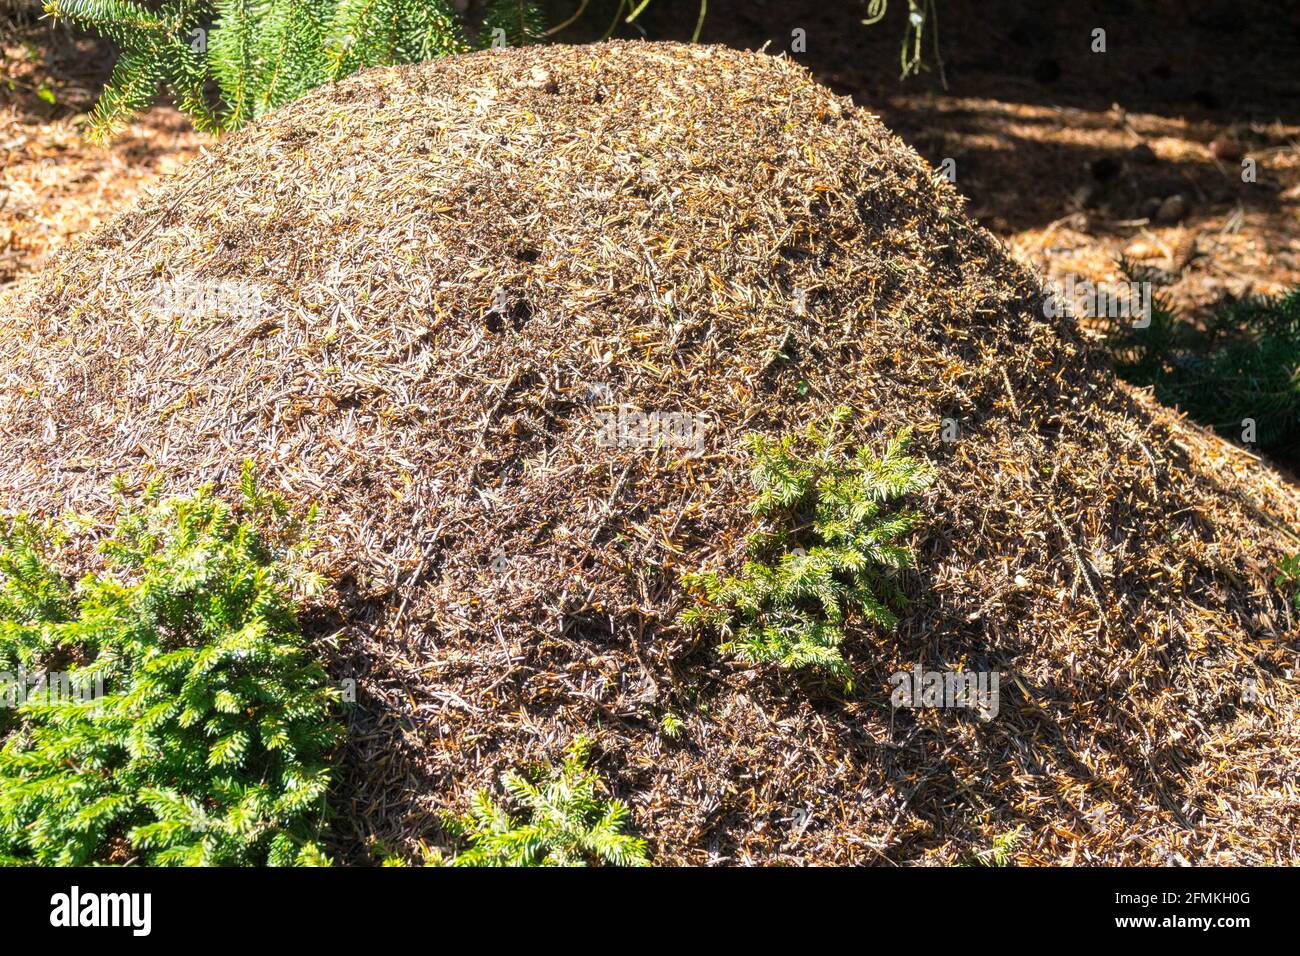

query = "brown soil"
[0, 28, 200, 289]
[1, 41, 1297, 865]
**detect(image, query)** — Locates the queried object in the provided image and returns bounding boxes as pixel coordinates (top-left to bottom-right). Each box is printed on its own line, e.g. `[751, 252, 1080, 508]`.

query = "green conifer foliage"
[0, 464, 340, 866]
[43, 0, 219, 138]
[43, 1, 691, 139]
[1100, 262, 1300, 461]
[324, 0, 469, 83]
[680, 409, 933, 687]
[477, 0, 545, 49]
[1275, 553, 1300, 611]
[255, 0, 331, 114]
[42, 0, 501, 141]
[448, 737, 649, 866]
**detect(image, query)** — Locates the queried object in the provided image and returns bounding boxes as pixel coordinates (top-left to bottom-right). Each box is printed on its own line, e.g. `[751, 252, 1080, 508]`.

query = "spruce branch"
[680, 410, 933, 687]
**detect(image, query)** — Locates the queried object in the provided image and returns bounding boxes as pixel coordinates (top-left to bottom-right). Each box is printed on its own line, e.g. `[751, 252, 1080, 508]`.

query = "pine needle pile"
[0, 465, 339, 866]
[682, 410, 932, 686]
[2, 43, 1299, 865]
[447, 737, 648, 867]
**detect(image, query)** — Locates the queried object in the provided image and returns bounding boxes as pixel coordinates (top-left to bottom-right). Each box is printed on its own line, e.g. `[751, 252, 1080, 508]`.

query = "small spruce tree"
[448, 737, 649, 867]
[0, 464, 340, 866]
[680, 409, 933, 687]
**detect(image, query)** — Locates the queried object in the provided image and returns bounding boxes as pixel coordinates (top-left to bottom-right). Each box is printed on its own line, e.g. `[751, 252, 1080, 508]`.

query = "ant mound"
[2, 41, 1298, 864]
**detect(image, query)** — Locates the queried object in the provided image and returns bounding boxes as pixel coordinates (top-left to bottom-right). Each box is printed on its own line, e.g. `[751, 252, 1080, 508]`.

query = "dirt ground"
[0, 25, 199, 288]
[3, 2, 1299, 315]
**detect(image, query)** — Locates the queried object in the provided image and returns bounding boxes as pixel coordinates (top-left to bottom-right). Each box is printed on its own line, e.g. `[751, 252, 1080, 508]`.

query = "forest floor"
[0, 27, 199, 289]
[3, 2, 1299, 314]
